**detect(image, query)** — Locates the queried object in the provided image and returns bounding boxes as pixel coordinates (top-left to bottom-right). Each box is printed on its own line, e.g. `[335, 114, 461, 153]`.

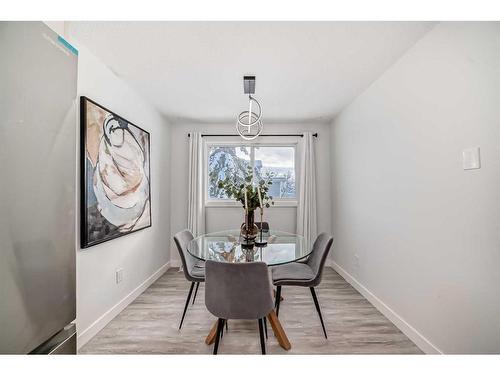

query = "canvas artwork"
[80, 97, 151, 248]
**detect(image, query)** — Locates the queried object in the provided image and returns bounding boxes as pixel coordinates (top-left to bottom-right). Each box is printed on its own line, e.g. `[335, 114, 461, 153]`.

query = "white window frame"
[204, 137, 299, 208]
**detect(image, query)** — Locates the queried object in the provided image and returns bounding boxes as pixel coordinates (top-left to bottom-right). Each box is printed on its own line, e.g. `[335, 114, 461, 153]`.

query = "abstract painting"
[80, 97, 151, 248]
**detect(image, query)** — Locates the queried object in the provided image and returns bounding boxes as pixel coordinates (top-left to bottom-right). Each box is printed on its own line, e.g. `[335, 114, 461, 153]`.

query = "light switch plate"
[463, 147, 481, 170]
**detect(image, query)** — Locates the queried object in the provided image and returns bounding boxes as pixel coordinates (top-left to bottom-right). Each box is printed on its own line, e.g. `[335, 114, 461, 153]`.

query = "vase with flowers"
[217, 165, 274, 240]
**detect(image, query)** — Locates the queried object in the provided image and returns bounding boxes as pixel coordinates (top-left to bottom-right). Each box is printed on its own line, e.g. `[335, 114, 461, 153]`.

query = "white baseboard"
[330, 260, 442, 354]
[169, 259, 181, 268]
[77, 262, 170, 349]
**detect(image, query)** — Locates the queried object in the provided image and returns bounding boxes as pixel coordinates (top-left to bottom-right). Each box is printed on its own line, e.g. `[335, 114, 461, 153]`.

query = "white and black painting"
[80, 97, 151, 248]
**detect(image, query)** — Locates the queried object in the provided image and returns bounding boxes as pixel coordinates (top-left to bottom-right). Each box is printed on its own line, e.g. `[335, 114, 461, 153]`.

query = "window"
[208, 146, 251, 199]
[254, 146, 295, 198]
[207, 144, 296, 201]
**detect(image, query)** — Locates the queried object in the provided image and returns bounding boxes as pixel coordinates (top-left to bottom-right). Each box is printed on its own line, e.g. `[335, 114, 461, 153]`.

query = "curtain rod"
[188, 133, 318, 138]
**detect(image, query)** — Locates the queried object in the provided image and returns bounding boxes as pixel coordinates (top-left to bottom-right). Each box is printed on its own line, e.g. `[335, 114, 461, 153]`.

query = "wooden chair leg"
[310, 287, 327, 339]
[258, 319, 266, 354]
[179, 282, 194, 330]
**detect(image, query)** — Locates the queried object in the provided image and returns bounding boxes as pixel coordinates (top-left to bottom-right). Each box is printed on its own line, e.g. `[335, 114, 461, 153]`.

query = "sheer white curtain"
[297, 132, 317, 249]
[187, 132, 205, 237]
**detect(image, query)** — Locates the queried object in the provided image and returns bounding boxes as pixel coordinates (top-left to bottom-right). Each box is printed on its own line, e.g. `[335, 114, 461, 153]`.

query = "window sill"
[205, 200, 298, 208]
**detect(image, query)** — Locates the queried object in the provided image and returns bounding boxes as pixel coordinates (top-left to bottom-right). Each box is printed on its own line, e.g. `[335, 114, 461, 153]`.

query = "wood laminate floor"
[80, 268, 422, 354]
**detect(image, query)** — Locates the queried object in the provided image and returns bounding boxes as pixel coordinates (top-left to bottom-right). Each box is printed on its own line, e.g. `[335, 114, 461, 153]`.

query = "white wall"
[330, 22, 500, 354]
[169, 122, 332, 264]
[43, 21, 65, 36]
[67, 36, 172, 348]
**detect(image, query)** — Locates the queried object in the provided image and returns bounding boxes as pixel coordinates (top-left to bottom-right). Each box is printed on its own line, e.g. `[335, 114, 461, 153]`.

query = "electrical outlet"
[116, 268, 124, 284]
[463, 147, 481, 170]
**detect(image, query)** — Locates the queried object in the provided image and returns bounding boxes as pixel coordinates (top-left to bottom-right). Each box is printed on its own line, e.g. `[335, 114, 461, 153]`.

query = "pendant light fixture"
[236, 76, 263, 140]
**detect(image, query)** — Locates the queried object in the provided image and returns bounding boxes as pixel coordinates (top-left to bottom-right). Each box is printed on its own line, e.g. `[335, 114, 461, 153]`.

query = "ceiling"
[67, 22, 435, 123]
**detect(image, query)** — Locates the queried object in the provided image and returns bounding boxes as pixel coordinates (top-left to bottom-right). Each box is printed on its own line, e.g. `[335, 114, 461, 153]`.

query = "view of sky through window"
[208, 145, 295, 199]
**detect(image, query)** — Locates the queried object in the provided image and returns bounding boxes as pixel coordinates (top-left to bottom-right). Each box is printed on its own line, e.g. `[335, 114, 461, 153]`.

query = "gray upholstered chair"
[205, 261, 274, 354]
[173, 229, 205, 330]
[271, 232, 334, 338]
[240, 221, 270, 232]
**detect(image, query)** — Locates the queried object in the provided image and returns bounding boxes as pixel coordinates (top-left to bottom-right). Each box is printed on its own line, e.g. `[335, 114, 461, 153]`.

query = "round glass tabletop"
[187, 229, 310, 266]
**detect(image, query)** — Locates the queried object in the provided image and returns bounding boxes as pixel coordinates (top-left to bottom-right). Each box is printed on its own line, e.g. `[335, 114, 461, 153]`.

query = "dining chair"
[205, 260, 274, 354]
[173, 229, 205, 330]
[256, 222, 270, 232]
[240, 221, 270, 232]
[271, 232, 334, 338]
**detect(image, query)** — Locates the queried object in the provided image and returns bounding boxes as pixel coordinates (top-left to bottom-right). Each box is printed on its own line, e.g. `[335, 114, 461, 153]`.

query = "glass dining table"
[187, 229, 310, 266]
[187, 229, 308, 351]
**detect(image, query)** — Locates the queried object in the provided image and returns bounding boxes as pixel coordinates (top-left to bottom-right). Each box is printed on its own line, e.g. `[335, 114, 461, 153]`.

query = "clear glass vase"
[241, 210, 259, 240]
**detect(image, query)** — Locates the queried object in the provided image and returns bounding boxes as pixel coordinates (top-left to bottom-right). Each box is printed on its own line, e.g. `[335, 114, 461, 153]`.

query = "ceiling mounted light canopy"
[236, 76, 263, 140]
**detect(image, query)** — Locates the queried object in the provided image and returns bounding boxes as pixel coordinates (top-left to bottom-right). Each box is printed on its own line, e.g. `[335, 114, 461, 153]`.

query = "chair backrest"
[173, 229, 197, 281]
[205, 261, 274, 320]
[240, 222, 270, 232]
[256, 222, 270, 232]
[306, 233, 334, 286]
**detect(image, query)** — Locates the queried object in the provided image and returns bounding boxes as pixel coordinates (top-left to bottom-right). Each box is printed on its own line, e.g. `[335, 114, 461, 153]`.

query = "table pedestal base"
[205, 321, 219, 345]
[205, 309, 291, 351]
[266, 310, 291, 350]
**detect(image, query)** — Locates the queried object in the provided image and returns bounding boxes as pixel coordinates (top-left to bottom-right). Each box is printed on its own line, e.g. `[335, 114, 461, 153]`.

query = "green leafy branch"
[217, 165, 275, 212]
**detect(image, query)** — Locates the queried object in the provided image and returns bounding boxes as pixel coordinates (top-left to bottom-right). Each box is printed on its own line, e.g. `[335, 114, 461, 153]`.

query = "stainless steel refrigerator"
[0, 21, 77, 354]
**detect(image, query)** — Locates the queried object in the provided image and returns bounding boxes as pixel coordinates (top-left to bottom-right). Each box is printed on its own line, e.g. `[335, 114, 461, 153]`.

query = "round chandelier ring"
[235, 120, 263, 140]
[235, 111, 263, 140]
[237, 112, 262, 131]
[237, 96, 262, 128]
